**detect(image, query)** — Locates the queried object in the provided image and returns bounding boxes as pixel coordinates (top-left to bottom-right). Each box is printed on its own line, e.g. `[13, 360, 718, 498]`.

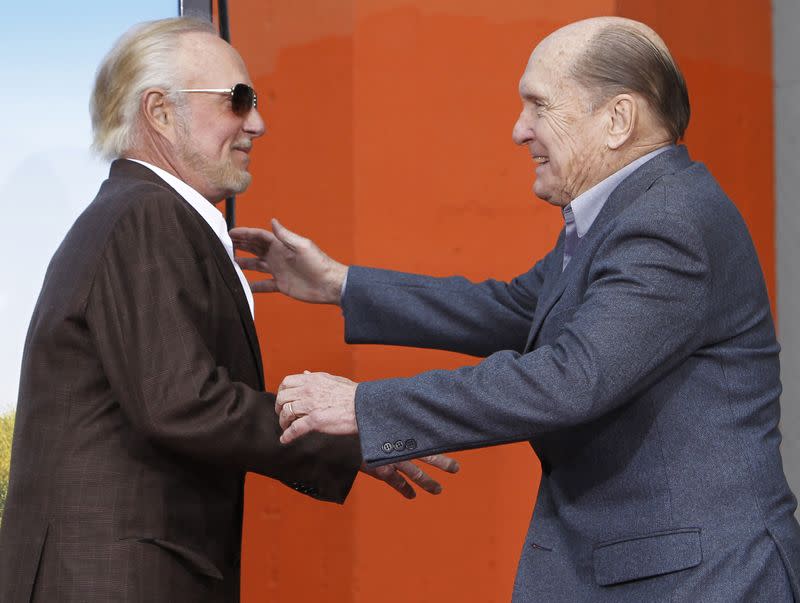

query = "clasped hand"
[276, 372, 459, 498]
[233, 221, 460, 497]
[276, 371, 358, 444]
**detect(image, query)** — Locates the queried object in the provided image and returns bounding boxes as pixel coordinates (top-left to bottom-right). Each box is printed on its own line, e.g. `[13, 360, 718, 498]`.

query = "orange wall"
[226, 1, 775, 601]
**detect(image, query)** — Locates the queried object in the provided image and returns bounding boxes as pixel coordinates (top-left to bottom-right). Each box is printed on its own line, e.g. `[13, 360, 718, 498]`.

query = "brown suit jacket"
[0, 160, 361, 602]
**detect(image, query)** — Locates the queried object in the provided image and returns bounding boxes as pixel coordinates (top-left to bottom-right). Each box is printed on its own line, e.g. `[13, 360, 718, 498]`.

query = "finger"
[271, 219, 308, 251]
[229, 226, 260, 238]
[313, 371, 353, 384]
[419, 454, 460, 473]
[231, 239, 269, 255]
[275, 390, 290, 413]
[280, 415, 314, 445]
[278, 407, 291, 430]
[279, 402, 304, 430]
[278, 374, 311, 391]
[375, 466, 415, 499]
[395, 461, 442, 495]
[275, 387, 301, 412]
[250, 279, 280, 293]
[234, 257, 271, 273]
[229, 228, 276, 252]
[304, 371, 352, 385]
[229, 226, 277, 244]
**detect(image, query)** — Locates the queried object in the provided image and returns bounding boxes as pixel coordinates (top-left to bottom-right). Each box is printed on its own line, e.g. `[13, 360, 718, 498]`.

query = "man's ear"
[606, 93, 636, 150]
[141, 88, 177, 142]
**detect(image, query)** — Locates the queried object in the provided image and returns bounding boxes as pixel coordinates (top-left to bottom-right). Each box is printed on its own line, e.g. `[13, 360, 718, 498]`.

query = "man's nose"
[512, 112, 532, 146]
[245, 108, 266, 138]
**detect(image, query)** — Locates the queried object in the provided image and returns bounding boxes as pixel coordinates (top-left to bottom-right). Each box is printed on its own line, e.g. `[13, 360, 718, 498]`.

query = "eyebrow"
[519, 86, 545, 103]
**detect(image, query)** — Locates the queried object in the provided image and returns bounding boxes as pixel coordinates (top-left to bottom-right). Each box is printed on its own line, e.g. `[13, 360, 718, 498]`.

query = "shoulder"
[72, 167, 218, 299]
[83, 167, 210, 260]
[616, 157, 743, 240]
[592, 157, 759, 291]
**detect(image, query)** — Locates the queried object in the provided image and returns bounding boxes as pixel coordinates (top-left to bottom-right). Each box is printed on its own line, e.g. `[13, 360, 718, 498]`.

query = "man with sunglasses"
[0, 17, 457, 603]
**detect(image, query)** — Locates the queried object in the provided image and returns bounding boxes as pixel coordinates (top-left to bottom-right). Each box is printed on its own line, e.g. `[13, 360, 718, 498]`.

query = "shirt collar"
[127, 159, 231, 246]
[125, 158, 255, 318]
[565, 145, 673, 238]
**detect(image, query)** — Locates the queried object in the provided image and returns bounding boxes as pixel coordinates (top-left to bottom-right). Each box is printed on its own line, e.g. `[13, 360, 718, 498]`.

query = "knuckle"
[390, 476, 407, 489]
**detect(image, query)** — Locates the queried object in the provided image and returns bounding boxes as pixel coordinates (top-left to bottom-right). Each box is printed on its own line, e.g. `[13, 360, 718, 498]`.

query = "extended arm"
[231, 220, 552, 356]
[87, 201, 359, 502]
[276, 192, 713, 465]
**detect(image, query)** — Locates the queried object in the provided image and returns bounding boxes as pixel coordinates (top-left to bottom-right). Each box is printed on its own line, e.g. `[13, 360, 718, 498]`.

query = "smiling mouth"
[533, 156, 549, 165]
[232, 140, 253, 154]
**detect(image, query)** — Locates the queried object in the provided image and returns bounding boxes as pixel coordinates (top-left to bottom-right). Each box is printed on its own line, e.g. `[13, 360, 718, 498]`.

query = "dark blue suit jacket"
[344, 146, 800, 600]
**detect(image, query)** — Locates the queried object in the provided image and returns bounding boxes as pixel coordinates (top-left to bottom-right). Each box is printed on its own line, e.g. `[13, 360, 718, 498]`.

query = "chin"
[232, 172, 252, 193]
[219, 170, 252, 196]
[533, 183, 551, 202]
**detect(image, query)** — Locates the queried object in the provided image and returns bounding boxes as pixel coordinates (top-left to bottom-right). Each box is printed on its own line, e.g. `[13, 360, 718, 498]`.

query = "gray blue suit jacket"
[342, 146, 800, 601]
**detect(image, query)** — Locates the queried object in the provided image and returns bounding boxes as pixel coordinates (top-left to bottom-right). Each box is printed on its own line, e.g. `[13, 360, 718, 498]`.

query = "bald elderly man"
[232, 17, 800, 601]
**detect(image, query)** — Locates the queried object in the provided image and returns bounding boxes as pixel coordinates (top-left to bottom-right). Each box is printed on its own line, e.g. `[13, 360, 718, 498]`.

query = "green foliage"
[0, 410, 15, 526]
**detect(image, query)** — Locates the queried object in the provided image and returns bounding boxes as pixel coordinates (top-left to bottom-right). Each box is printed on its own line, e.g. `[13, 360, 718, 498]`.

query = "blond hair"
[90, 17, 216, 160]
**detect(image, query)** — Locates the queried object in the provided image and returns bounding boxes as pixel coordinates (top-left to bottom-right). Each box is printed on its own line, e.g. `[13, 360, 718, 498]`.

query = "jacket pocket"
[131, 537, 224, 580]
[593, 528, 702, 586]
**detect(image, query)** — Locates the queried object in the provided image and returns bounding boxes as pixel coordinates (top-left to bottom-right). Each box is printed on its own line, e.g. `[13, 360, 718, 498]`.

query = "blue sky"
[0, 1, 178, 412]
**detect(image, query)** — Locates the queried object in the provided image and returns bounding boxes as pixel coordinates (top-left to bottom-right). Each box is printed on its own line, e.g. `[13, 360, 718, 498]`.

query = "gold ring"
[286, 402, 297, 420]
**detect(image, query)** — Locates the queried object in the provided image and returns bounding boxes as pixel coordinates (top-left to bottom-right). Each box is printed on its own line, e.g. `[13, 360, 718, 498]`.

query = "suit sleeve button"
[382, 442, 394, 453]
[405, 439, 417, 451]
[393, 440, 405, 452]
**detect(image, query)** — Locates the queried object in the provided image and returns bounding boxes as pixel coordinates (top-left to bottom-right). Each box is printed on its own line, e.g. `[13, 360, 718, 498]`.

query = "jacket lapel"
[203, 237, 265, 389]
[522, 146, 692, 353]
[111, 160, 265, 389]
[524, 234, 568, 352]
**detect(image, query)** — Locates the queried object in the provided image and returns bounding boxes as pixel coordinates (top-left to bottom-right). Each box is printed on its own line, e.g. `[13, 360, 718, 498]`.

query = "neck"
[124, 144, 223, 205]
[124, 142, 182, 181]
[602, 138, 672, 180]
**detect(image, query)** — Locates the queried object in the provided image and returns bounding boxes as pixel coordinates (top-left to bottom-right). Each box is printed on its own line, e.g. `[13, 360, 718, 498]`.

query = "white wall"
[774, 0, 800, 516]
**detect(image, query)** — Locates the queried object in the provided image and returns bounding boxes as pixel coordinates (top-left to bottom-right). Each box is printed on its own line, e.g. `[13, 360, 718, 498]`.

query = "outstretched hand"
[230, 219, 348, 304]
[361, 455, 461, 499]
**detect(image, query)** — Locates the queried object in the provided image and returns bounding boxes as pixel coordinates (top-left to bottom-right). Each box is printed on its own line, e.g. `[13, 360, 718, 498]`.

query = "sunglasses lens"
[231, 84, 257, 116]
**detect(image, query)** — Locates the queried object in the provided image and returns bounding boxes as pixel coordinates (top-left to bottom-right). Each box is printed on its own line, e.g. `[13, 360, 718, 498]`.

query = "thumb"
[271, 218, 307, 250]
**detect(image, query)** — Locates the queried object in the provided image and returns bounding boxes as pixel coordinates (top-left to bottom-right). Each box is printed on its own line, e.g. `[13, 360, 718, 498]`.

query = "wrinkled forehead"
[177, 32, 252, 87]
[518, 35, 583, 97]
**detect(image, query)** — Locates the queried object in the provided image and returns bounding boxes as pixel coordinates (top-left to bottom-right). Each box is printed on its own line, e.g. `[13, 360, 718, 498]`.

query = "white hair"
[90, 17, 216, 160]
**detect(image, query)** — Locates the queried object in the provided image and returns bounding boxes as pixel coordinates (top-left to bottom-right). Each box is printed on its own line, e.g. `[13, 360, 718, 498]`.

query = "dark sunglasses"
[176, 83, 258, 116]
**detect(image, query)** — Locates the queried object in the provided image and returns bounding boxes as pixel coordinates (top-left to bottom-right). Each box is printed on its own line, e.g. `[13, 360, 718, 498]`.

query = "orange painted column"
[227, 1, 774, 601]
[617, 0, 776, 307]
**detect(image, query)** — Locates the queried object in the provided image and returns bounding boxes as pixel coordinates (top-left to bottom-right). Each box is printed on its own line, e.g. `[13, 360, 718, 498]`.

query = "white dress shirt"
[127, 159, 255, 318]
